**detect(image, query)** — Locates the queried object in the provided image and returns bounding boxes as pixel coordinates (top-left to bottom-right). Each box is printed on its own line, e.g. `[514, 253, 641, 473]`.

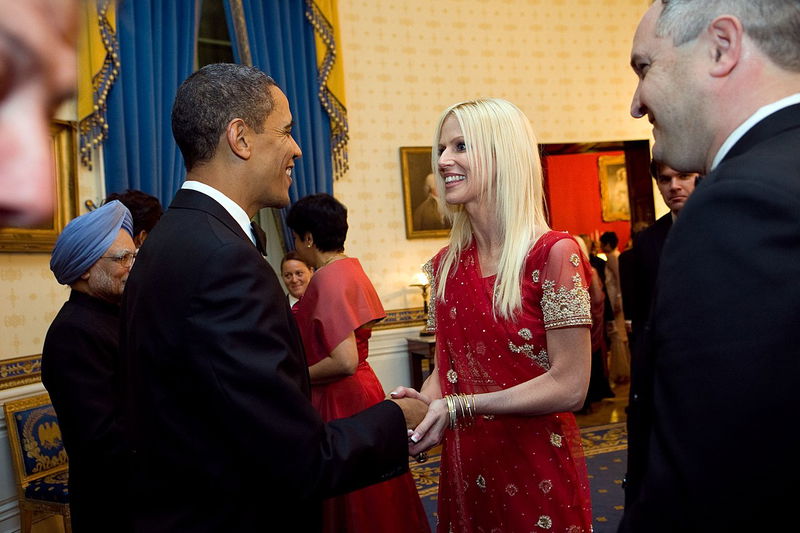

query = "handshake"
[387, 387, 450, 457]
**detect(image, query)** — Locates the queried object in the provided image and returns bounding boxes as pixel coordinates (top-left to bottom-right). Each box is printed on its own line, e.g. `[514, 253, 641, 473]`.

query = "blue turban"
[50, 200, 134, 285]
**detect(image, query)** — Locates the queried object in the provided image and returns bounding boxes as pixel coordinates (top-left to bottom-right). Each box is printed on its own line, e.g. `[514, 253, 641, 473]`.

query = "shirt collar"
[711, 93, 800, 171]
[181, 181, 256, 245]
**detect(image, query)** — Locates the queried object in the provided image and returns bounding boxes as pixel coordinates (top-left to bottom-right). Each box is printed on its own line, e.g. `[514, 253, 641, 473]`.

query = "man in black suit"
[119, 64, 426, 532]
[621, 1, 800, 530]
[621, 160, 698, 344]
[43, 200, 135, 532]
[619, 160, 697, 514]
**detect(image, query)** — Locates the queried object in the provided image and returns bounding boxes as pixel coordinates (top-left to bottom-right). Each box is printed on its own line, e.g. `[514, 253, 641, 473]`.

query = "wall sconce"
[410, 272, 434, 336]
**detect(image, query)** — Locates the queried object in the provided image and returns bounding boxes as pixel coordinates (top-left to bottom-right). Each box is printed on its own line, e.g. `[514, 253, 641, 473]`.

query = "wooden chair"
[4, 393, 71, 533]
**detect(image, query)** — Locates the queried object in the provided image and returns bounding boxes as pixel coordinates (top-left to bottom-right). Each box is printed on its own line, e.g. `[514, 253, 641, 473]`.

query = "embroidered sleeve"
[423, 258, 437, 332]
[540, 238, 592, 330]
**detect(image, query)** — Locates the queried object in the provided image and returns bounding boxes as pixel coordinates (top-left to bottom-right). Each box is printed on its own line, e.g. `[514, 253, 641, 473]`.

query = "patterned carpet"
[409, 422, 628, 532]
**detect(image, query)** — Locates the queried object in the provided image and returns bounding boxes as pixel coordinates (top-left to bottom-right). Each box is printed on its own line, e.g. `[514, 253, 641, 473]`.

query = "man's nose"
[630, 85, 646, 118]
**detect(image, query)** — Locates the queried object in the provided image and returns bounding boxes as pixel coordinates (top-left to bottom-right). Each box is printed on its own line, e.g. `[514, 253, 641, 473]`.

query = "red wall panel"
[544, 151, 631, 251]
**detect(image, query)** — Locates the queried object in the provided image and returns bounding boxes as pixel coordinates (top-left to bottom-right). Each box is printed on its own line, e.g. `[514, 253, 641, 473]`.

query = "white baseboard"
[368, 326, 424, 393]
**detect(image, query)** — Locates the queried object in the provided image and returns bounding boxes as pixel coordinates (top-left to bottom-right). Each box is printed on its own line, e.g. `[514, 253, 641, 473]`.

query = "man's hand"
[389, 397, 428, 429]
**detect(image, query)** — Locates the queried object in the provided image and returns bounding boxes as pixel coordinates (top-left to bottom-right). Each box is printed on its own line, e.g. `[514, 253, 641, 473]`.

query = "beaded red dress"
[425, 232, 593, 533]
[294, 258, 430, 533]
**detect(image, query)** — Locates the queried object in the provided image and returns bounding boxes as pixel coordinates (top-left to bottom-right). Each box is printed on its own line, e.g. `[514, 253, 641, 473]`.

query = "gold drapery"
[78, 0, 120, 170]
[305, 0, 349, 180]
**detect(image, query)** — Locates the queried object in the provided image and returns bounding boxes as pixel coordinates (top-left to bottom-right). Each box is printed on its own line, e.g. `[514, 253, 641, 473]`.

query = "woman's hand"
[408, 398, 448, 455]
[388, 386, 431, 405]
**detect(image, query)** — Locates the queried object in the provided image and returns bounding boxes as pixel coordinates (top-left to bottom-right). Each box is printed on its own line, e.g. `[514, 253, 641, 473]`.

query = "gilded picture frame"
[0, 121, 78, 252]
[400, 146, 451, 239]
[598, 154, 631, 222]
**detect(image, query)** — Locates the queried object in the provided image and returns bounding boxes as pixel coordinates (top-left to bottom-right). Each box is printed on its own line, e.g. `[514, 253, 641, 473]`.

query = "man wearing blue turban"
[42, 200, 135, 532]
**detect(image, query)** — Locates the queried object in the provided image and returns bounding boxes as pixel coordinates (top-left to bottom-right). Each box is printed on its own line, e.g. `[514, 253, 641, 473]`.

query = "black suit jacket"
[622, 213, 672, 340]
[42, 290, 130, 532]
[619, 213, 671, 513]
[620, 104, 800, 531]
[119, 189, 408, 532]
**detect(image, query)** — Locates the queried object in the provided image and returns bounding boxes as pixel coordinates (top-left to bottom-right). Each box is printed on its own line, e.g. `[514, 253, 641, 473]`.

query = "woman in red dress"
[287, 194, 430, 533]
[393, 98, 593, 532]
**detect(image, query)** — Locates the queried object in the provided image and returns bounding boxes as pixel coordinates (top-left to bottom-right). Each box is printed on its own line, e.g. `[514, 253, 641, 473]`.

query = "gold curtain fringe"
[79, 0, 120, 170]
[305, 0, 349, 180]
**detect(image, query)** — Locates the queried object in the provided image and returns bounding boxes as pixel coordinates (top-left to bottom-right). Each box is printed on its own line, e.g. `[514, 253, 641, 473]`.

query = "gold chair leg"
[19, 508, 32, 533]
[63, 513, 73, 533]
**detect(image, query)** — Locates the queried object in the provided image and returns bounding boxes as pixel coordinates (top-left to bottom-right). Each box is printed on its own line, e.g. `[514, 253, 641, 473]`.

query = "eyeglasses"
[101, 250, 138, 268]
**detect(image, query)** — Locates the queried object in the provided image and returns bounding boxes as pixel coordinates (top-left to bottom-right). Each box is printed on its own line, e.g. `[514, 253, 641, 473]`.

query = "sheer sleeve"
[540, 237, 592, 330]
[423, 258, 437, 333]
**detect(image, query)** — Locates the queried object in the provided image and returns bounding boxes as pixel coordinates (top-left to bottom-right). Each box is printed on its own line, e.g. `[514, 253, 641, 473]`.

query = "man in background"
[621, 160, 699, 342]
[600, 231, 630, 385]
[0, 0, 77, 227]
[619, 160, 698, 518]
[622, 1, 800, 529]
[43, 200, 135, 532]
[119, 64, 426, 532]
[104, 189, 164, 247]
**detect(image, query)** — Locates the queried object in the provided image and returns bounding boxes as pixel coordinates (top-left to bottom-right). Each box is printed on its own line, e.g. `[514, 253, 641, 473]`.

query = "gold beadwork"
[536, 515, 553, 529]
[550, 433, 563, 448]
[540, 277, 591, 329]
[508, 341, 551, 371]
[423, 259, 437, 332]
[532, 269, 540, 283]
[518, 328, 532, 340]
[476, 474, 486, 490]
[539, 479, 553, 494]
[446, 369, 458, 384]
[570, 253, 580, 267]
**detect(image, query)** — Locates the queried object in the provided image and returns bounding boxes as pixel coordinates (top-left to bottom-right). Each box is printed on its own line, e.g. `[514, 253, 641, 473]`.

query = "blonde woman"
[393, 98, 592, 532]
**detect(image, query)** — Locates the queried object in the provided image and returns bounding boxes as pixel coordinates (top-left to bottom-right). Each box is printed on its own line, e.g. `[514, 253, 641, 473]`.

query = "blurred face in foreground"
[0, 0, 77, 227]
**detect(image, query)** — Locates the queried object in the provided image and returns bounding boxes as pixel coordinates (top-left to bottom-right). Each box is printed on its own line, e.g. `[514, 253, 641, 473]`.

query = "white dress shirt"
[181, 181, 257, 245]
[711, 93, 800, 171]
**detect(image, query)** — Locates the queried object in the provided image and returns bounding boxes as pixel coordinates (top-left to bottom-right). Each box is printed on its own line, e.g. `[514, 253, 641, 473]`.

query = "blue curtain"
[104, 0, 199, 206]
[223, 0, 333, 213]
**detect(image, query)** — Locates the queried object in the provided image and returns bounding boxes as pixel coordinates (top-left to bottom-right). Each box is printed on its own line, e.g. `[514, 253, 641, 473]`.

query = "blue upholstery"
[24, 472, 69, 503]
[11, 405, 68, 478]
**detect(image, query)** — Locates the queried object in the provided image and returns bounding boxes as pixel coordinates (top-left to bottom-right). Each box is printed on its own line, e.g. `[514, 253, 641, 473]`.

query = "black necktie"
[250, 222, 267, 256]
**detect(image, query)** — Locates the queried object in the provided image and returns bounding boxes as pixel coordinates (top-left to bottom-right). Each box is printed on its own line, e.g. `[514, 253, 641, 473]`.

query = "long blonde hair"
[432, 98, 550, 320]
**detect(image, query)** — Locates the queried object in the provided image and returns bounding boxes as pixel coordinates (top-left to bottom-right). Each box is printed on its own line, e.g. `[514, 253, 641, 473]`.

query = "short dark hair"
[171, 63, 277, 171]
[649, 159, 663, 180]
[104, 189, 163, 236]
[280, 251, 313, 271]
[286, 194, 348, 253]
[600, 231, 619, 249]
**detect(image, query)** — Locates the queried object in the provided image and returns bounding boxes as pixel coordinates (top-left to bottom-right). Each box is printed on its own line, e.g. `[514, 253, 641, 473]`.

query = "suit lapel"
[722, 103, 800, 164]
[169, 189, 254, 246]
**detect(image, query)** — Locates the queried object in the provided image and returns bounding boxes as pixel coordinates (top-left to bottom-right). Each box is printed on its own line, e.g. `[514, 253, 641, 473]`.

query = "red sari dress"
[294, 258, 430, 533]
[425, 232, 593, 533]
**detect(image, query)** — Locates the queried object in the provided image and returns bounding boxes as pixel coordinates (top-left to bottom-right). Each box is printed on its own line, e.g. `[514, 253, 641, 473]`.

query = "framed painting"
[400, 146, 451, 239]
[0, 121, 78, 252]
[598, 154, 631, 222]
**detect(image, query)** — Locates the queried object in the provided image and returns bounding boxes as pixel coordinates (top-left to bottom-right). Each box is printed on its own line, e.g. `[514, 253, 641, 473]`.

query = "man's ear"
[225, 118, 252, 160]
[134, 230, 147, 248]
[706, 15, 743, 77]
[303, 232, 314, 248]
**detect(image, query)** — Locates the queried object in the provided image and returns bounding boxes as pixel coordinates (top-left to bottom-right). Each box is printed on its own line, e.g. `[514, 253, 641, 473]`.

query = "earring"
[307, 243, 311, 248]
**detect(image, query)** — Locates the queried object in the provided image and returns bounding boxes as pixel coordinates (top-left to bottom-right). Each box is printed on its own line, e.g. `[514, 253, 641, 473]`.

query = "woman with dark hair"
[287, 193, 429, 533]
